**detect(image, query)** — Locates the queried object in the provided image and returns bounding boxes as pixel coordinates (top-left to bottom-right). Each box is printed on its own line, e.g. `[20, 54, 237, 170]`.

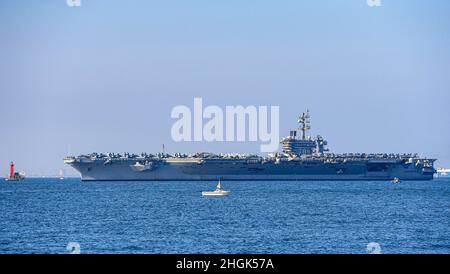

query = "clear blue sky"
[1, 0, 449, 176]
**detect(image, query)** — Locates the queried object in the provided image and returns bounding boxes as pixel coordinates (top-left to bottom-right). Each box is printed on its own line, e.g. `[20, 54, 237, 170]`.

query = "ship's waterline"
[64, 111, 436, 181]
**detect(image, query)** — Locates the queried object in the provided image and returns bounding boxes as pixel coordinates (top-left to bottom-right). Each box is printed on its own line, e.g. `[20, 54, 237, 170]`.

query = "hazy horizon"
[1, 0, 449, 176]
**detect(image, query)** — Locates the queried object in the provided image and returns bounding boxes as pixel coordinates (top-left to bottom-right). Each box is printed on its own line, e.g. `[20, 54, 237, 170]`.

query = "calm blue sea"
[0, 178, 449, 254]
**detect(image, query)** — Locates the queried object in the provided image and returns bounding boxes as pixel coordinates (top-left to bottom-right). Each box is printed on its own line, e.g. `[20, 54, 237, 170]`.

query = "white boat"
[202, 180, 230, 196]
[435, 168, 450, 178]
[59, 169, 65, 180]
[391, 177, 401, 184]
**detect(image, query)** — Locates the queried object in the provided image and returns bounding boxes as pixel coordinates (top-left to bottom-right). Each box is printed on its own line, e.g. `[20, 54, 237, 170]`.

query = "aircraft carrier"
[64, 111, 436, 181]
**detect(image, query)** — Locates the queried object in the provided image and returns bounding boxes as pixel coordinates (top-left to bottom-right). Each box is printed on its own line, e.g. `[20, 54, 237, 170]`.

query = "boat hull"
[66, 158, 435, 181]
[202, 191, 230, 196]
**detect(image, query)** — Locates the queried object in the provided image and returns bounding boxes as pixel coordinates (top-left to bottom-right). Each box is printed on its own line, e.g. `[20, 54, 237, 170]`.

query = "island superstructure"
[64, 111, 436, 181]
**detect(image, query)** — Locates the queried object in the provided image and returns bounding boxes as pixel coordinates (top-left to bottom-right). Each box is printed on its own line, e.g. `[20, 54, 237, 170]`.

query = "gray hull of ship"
[68, 159, 434, 181]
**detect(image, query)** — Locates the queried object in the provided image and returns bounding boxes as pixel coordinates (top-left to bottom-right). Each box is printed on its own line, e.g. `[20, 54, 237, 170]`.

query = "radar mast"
[298, 110, 311, 140]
